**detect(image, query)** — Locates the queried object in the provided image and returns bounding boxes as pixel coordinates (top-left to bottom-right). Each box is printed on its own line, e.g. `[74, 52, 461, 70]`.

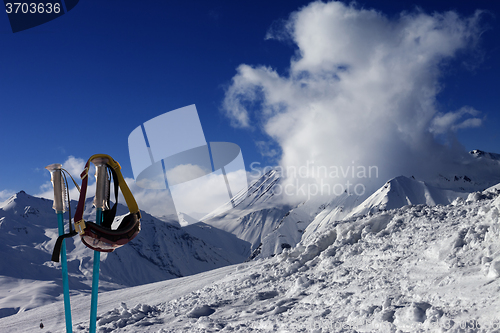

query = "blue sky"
[0, 0, 499, 199]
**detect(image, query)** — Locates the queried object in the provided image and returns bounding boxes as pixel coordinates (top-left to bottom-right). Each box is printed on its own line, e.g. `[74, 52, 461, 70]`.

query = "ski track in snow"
[3, 189, 500, 332]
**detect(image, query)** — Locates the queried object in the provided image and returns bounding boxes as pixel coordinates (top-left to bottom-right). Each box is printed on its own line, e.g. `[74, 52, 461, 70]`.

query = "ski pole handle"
[45, 163, 73, 332]
[91, 157, 109, 211]
[45, 163, 66, 212]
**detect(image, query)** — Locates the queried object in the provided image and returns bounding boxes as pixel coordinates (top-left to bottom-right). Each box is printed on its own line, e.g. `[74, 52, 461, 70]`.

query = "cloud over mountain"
[223, 1, 488, 200]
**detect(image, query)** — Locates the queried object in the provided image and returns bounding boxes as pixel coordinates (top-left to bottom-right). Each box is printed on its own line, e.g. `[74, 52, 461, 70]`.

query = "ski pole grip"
[45, 163, 65, 212]
[92, 157, 109, 210]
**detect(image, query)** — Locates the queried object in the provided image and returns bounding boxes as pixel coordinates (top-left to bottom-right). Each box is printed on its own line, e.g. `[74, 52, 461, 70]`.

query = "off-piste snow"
[0, 179, 500, 332]
[1, 152, 500, 332]
[1, 169, 500, 331]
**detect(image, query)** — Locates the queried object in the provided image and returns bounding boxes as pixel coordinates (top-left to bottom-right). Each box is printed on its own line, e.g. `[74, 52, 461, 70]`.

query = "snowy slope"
[428, 150, 500, 192]
[252, 196, 332, 260]
[302, 175, 467, 243]
[300, 191, 366, 242]
[202, 170, 327, 259]
[0, 264, 235, 332]
[203, 174, 469, 260]
[470, 149, 500, 161]
[2, 183, 500, 332]
[200, 169, 281, 222]
[347, 175, 468, 217]
[177, 212, 199, 227]
[0, 191, 249, 318]
[202, 170, 294, 253]
[183, 222, 251, 260]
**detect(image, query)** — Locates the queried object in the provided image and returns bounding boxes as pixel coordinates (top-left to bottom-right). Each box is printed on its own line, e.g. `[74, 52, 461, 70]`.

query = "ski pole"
[45, 163, 73, 333]
[89, 157, 109, 333]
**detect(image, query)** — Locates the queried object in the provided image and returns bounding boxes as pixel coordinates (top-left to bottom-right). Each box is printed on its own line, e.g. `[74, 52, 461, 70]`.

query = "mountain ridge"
[3, 180, 500, 331]
[0, 191, 249, 318]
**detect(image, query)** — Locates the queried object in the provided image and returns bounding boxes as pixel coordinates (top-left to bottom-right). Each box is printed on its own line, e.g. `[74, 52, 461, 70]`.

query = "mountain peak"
[1, 190, 49, 210]
[469, 149, 500, 161]
[201, 168, 281, 222]
[348, 175, 468, 217]
[8, 190, 36, 201]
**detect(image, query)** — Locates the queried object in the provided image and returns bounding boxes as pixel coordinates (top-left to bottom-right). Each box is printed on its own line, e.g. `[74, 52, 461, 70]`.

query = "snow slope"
[470, 149, 500, 161]
[203, 170, 294, 254]
[177, 212, 199, 227]
[300, 191, 366, 243]
[203, 170, 332, 259]
[204, 174, 470, 260]
[0, 264, 235, 332]
[201, 151, 500, 260]
[347, 175, 469, 217]
[428, 150, 500, 192]
[251, 198, 322, 260]
[302, 175, 467, 243]
[201, 169, 281, 223]
[2, 184, 500, 332]
[183, 222, 251, 261]
[0, 191, 249, 318]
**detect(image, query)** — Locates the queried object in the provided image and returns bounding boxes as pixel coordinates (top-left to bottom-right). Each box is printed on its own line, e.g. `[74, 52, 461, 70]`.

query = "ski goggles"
[52, 154, 141, 262]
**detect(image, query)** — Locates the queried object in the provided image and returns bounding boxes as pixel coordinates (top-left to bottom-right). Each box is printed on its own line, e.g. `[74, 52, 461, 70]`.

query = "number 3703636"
[5, 2, 61, 14]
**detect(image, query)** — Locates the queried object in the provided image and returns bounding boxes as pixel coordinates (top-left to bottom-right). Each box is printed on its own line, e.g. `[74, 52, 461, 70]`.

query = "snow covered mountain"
[202, 171, 487, 260]
[0, 191, 249, 318]
[302, 175, 467, 243]
[2, 150, 500, 328]
[470, 149, 500, 161]
[177, 212, 199, 227]
[200, 169, 281, 222]
[2, 182, 500, 332]
[201, 170, 323, 259]
[216, 172, 470, 258]
[202, 170, 294, 253]
[347, 175, 468, 217]
[299, 191, 366, 242]
[426, 150, 500, 192]
[250, 197, 324, 260]
[199, 149, 500, 259]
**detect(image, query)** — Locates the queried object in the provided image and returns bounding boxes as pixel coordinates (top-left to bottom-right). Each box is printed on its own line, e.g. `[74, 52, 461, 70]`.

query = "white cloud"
[255, 141, 279, 158]
[168, 169, 247, 220]
[223, 1, 487, 200]
[61, 156, 86, 178]
[165, 164, 209, 185]
[122, 177, 177, 218]
[36, 155, 176, 218]
[430, 106, 482, 134]
[118, 169, 248, 220]
[0, 189, 15, 202]
[36, 156, 245, 220]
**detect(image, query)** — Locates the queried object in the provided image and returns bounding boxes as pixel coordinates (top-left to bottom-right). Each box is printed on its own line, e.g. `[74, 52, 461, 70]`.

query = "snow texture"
[0, 191, 249, 318]
[2, 183, 500, 332]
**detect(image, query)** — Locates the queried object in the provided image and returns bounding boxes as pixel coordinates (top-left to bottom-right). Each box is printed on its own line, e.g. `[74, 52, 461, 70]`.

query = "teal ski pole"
[45, 164, 73, 333]
[89, 157, 109, 333]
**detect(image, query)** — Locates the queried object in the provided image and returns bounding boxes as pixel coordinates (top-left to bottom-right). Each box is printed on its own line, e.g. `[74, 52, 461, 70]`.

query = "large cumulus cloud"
[223, 1, 488, 200]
